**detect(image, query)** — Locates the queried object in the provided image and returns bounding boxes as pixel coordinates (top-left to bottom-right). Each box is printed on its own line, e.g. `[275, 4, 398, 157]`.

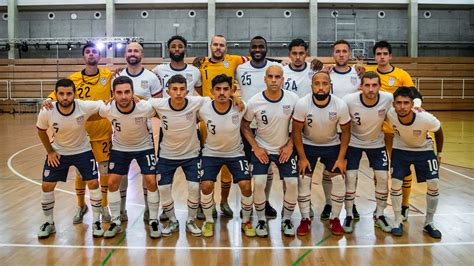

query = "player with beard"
[43, 43, 113, 225]
[235, 36, 280, 219]
[116, 42, 161, 222]
[153, 35, 202, 97]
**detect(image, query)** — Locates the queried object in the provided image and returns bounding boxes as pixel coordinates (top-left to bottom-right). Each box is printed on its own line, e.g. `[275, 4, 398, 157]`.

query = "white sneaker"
[104, 222, 122, 239]
[149, 220, 161, 239]
[375, 215, 392, 233]
[73, 205, 88, 224]
[102, 207, 111, 223]
[256, 220, 268, 237]
[162, 220, 179, 237]
[92, 221, 104, 238]
[38, 222, 56, 239]
[186, 220, 202, 237]
[281, 219, 295, 237]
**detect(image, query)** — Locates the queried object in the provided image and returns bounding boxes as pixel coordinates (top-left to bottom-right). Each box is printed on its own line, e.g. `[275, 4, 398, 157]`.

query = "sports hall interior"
[0, 0, 473, 265]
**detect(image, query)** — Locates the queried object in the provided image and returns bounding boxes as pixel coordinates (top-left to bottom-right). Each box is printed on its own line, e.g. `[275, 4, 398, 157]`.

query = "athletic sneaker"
[241, 221, 256, 237]
[297, 218, 311, 236]
[149, 220, 161, 239]
[201, 222, 214, 238]
[391, 223, 404, 236]
[330, 217, 344, 236]
[92, 221, 104, 238]
[104, 222, 122, 239]
[342, 216, 353, 233]
[142, 209, 149, 222]
[186, 220, 202, 237]
[375, 215, 392, 233]
[73, 205, 88, 224]
[265, 201, 277, 219]
[320, 204, 332, 221]
[38, 222, 56, 239]
[401, 206, 409, 221]
[120, 210, 128, 222]
[281, 219, 295, 237]
[159, 210, 169, 221]
[256, 220, 268, 237]
[220, 202, 234, 218]
[162, 220, 179, 237]
[102, 206, 111, 223]
[423, 224, 442, 239]
[352, 205, 360, 221]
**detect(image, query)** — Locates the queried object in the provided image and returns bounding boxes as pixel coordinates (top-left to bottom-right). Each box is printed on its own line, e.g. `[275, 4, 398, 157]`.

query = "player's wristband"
[437, 152, 442, 158]
[413, 98, 422, 108]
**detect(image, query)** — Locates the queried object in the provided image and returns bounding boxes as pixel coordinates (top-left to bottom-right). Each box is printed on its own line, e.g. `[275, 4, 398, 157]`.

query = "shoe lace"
[151, 222, 159, 231]
[95, 221, 102, 230]
[40, 222, 50, 231]
[257, 220, 266, 229]
[284, 220, 293, 229]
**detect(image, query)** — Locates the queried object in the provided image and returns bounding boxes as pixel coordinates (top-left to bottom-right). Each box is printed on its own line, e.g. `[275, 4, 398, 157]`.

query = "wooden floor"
[0, 112, 473, 265]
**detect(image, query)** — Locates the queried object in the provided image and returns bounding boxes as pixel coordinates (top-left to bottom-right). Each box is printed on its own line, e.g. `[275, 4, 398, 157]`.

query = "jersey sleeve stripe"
[293, 117, 305, 123]
[340, 119, 351, 126]
[151, 90, 163, 97]
[36, 126, 47, 131]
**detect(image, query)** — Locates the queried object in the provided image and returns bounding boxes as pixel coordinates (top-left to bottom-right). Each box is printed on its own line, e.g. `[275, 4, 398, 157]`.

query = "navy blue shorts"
[157, 157, 200, 185]
[42, 150, 98, 182]
[346, 146, 389, 171]
[391, 149, 439, 183]
[108, 149, 157, 175]
[200, 156, 251, 183]
[304, 144, 341, 174]
[251, 153, 298, 178]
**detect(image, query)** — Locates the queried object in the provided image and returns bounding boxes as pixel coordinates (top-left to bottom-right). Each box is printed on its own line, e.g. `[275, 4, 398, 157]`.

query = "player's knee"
[391, 178, 403, 191]
[374, 170, 389, 189]
[107, 174, 121, 192]
[201, 181, 214, 194]
[254, 175, 267, 192]
[86, 179, 100, 189]
[298, 175, 311, 193]
[284, 178, 298, 191]
[345, 170, 358, 192]
[426, 179, 439, 195]
[187, 181, 200, 198]
[238, 180, 252, 197]
[42, 182, 56, 192]
[143, 175, 157, 191]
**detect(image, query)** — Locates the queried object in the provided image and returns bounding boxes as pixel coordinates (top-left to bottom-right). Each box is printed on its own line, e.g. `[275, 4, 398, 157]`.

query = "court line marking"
[0, 241, 472, 251]
[440, 166, 474, 181]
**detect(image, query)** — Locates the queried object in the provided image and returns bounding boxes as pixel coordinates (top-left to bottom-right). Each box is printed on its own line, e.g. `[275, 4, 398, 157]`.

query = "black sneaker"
[320, 204, 332, 221]
[265, 201, 277, 219]
[401, 206, 409, 221]
[353, 204, 360, 221]
[423, 224, 442, 239]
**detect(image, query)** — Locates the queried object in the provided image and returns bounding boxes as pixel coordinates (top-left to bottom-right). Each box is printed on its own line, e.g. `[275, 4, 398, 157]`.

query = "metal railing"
[416, 78, 474, 99]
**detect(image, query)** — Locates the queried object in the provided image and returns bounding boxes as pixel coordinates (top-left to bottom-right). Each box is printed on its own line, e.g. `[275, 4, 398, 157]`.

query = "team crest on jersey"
[43, 169, 50, 177]
[141, 80, 149, 89]
[186, 73, 193, 82]
[232, 114, 240, 125]
[388, 77, 395, 86]
[351, 76, 358, 85]
[354, 112, 360, 117]
[100, 77, 107, 86]
[109, 162, 115, 170]
[378, 109, 386, 117]
[76, 115, 85, 125]
[135, 117, 144, 124]
[282, 105, 291, 115]
[413, 130, 422, 137]
[260, 110, 266, 115]
[223, 60, 229, 69]
[186, 112, 193, 121]
[329, 112, 337, 121]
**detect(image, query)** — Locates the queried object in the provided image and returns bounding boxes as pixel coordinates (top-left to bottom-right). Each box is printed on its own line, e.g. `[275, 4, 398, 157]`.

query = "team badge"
[109, 162, 115, 170]
[232, 114, 240, 125]
[43, 169, 50, 177]
[378, 109, 386, 117]
[92, 170, 98, 175]
[282, 105, 291, 115]
[223, 60, 229, 69]
[351, 76, 358, 85]
[354, 112, 360, 116]
[186, 73, 193, 82]
[388, 77, 395, 86]
[413, 130, 422, 137]
[141, 80, 149, 89]
[100, 77, 107, 86]
[329, 112, 337, 121]
[76, 115, 85, 125]
[135, 117, 144, 124]
[186, 112, 194, 121]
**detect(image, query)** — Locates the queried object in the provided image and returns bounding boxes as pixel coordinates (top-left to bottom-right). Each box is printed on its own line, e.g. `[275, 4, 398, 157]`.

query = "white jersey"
[342, 91, 393, 148]
[330, 66, 361, 99]
[293, 94, 351, 146]
[283, 62, 314, 98]
[152, 64, 202, 97]
[198, 100, 246, 158]
[386, 108, 441, 151]
[244, 90, 299, 154]
[119, 68, 162, 99]
[36, 100, 101, 155]
[148, 96, 207, 160]
[236, 60, 281, 103]
[99, 100, 156, 152]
